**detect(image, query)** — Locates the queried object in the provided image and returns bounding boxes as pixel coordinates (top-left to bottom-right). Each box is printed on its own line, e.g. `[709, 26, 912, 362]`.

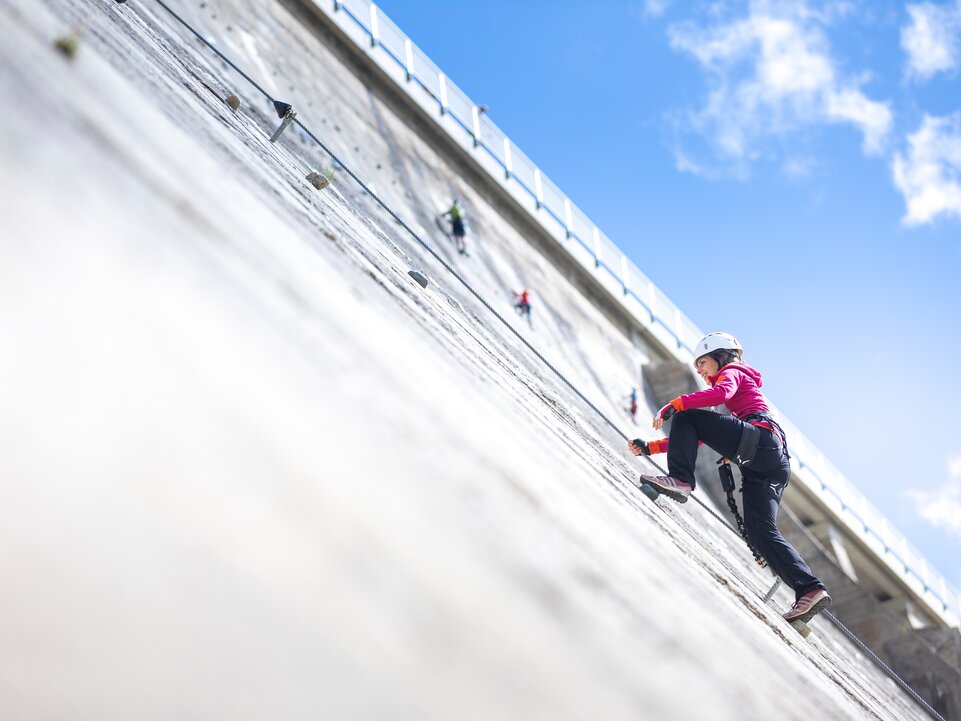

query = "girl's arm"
[629, 437, 702, 456]
[653, 369, 741, 428]
[678, 368, 741, 410]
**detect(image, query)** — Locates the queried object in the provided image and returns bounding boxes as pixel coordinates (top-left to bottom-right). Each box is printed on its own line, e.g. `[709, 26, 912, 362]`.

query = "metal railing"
[322, 0, 959, 625]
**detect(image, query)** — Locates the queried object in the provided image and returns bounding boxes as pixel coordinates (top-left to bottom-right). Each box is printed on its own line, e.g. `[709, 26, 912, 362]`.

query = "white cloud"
[781, 155, 817, 178]
[908, 454, 961, 538]
[901, 1, 961, 82]
[668, 0, 892, 175]
[825, 88, 891, 154]
[892, 112, 961, 225]
[641, 0, 673, 18]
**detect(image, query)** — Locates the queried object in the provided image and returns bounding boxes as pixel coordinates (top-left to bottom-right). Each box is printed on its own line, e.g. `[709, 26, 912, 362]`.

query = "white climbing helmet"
[693, 332, 743, 362]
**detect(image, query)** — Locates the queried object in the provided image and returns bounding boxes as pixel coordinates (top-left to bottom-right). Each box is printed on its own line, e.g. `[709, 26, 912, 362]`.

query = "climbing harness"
[742, 412, 791, 461]
[732, 420, 761, 466]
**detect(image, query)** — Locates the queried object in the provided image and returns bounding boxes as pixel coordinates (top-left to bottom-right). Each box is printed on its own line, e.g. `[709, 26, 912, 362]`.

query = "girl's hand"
[628, 439, 650, 456]
[653, 398, 685, 429]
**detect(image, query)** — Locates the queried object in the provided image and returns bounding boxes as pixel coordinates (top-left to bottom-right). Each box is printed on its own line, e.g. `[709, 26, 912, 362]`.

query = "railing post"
[437, 73, 450, 115]
[564, 198, 573, 239]
[534, 169, 544, 209]
[470, 104, 480, 146]
[333, 0, 341, 11]
[503, 138, 513, 180]
[369, 4, 379, 47]
[648, 284, 657, 321]
[592, 227, 601, 265]
[404, 38, 414, 81]
[620, 254, 629, 294]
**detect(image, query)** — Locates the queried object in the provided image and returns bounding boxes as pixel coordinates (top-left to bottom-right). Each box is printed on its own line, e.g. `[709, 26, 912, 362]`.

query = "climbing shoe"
[783, 587, 832, 624]
[639, 474, 693, 503]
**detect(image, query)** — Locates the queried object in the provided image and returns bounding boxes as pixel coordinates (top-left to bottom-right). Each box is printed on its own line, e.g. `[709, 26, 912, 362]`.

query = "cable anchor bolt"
[269, 101, 297, 143]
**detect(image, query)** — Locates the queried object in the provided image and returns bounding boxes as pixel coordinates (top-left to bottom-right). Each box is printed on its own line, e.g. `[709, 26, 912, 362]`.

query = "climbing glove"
[656, 397, 685, 422]
[629, 438, 669, 455]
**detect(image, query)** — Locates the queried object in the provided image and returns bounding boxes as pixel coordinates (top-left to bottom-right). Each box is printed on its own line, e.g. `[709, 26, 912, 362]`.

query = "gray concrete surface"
[0, 0, 944, 718]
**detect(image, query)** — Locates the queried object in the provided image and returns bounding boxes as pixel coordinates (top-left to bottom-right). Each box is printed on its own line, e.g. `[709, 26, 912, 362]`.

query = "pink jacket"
[679, 363, 770, 419]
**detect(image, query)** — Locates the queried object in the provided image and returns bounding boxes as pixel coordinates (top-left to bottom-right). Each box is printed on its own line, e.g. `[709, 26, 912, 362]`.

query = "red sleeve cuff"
[648, 438, 669, 454]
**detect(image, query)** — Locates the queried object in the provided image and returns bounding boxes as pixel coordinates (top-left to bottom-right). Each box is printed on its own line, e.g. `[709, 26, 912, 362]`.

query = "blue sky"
[374, 0, 961, 590]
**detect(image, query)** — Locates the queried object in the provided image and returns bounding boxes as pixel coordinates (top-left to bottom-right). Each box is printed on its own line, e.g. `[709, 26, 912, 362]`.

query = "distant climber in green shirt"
[441, 199, 468, 256]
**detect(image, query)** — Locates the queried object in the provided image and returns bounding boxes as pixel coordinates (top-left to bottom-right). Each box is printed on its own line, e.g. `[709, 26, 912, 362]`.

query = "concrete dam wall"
[1, 0, 957, 719]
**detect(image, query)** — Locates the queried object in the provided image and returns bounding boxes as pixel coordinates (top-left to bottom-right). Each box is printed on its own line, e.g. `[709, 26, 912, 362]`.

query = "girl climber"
[627, 332, 832, 625]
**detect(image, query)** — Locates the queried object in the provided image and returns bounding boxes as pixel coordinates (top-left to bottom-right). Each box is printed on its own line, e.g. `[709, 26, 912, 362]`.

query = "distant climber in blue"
[627, 387, 639, 424]
[627, 332, 832, 625]
[441, 199, 468, 256]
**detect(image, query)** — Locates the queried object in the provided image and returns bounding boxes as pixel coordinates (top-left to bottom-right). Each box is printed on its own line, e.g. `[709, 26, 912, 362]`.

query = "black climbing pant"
[667, 409, 826, 600]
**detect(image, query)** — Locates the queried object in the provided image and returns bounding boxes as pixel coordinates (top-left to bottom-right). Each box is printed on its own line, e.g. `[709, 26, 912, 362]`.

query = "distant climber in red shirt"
[627, 332, 831, 625]
[512, 289, 532, 327]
